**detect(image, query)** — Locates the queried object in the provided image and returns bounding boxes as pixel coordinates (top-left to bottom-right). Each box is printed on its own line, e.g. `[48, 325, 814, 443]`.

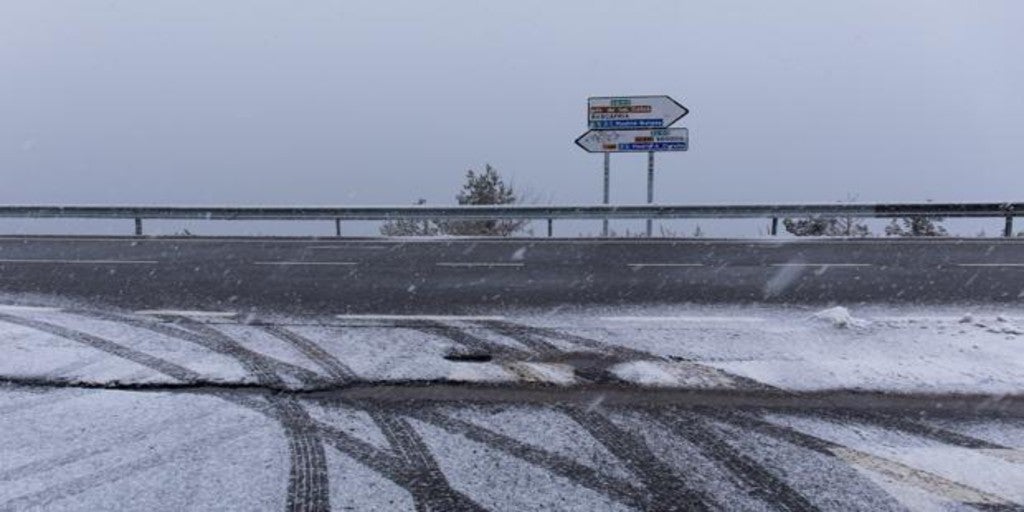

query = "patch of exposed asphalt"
[4, 377, 1024, 418]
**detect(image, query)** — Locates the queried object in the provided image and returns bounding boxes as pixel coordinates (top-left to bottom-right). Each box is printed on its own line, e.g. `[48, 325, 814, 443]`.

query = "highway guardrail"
[0, 202, 1018, 237]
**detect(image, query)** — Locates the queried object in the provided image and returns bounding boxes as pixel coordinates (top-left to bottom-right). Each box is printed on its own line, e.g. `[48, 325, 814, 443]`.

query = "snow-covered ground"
[2, 387, 1022, 511]
[2, 297, 1024, 510]
[1, 300, 1023, 394]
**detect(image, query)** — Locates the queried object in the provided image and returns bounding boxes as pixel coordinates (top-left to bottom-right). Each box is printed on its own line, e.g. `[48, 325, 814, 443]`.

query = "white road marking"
[770, 263, 871, 267]
[435, 262, 524, 268]
[0, 259, 157, 265]
[627, 263, 704, 268]
[602, 316, 766, 323]
[956, 263, 1024, 267]
[336, 314, 506, 321]
[0, 305, 62, 313]
[253, 261, 357, 266]
[136, 309, 238, 318]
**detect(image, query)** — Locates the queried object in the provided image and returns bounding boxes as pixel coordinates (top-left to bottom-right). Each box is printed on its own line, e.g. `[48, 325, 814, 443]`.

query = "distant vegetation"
[782, 214, 948, 237]
[783, 215, 870, 237]
[884, 216, 948, 237]
[380, 164, 525, 236]
[783, 195, 948, 237]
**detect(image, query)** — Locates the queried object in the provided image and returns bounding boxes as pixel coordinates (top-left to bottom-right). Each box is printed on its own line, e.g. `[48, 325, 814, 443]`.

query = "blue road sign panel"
[590, 119, 666, 129]
[575, 128, 689, 153]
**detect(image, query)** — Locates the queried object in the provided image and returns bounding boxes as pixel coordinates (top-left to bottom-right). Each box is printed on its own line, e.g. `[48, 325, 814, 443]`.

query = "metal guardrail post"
[134, 218, 142, 236]
[547, 218, 553, 237]
[1005, 215, 1014, 238]
[771, 217, 778, 236]
[335, 218, 341, 237]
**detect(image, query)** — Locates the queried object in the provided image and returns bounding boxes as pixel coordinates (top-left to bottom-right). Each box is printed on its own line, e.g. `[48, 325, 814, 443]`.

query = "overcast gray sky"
[2, 1, 1023, 234]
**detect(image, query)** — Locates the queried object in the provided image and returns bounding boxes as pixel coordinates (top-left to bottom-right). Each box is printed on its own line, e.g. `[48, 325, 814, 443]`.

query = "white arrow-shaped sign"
[588, 96, 688, 130]
[575, 128, 689, 153]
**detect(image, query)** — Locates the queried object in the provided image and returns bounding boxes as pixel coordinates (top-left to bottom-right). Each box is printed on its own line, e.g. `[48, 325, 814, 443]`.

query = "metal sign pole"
[602, 152, 610, 237]
[646, 151, 654, 237]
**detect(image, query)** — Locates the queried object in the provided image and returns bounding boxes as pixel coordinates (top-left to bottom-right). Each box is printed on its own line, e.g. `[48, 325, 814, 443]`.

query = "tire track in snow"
[366, 409, 486, 511]
[402, 406, 643, 509]
[18, 309, 333, 512]
[827, 411, 1009, 449]
[656, 409, 819, 511]
[258, 324, 357, 382]
[406, 320, 530, 358]
[160, 318, 333, 512]
[563, 407, 715, 511]
[0, 313, 200, 382]
[483, 322, 651, 359]
[472, 320, 563, 356]
[148, 316, 330, 388]
[269, 396, 332, 512]
[64, 309, 326, 388]
[312, 403, 483, 511]
[709, 409, 1019, 509]
[170, 318, 286, 387]
[314, 422, 410, 480]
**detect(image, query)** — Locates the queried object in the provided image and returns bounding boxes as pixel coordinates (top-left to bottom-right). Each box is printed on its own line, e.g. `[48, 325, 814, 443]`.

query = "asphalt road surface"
[1, 236, 1024, 313]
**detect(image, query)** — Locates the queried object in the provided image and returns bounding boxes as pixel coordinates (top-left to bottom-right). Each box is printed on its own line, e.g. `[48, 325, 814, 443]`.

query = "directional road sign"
[588, 96, 688, 130]
[575, 128, 689, 153]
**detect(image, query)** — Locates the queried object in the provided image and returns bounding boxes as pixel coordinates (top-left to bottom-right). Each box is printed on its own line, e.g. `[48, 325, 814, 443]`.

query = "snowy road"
[3, 237, 1024, 312]
[4, 387, 1024, 511]
[2, 299, 1024, 510]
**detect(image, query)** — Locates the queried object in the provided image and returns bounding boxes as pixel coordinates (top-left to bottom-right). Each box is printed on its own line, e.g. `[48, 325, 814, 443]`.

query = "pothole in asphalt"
[444, 352, 493, 363]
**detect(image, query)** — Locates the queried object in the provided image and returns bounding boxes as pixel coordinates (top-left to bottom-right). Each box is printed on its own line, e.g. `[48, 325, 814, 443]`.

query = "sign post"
[647, 151, 655, 237]
[576, 95, 689, 237]
[603, 152, 610, 237]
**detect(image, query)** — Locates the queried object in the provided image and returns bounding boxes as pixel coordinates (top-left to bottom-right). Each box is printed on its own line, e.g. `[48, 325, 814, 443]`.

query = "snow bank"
[811, 306, 870, 329]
